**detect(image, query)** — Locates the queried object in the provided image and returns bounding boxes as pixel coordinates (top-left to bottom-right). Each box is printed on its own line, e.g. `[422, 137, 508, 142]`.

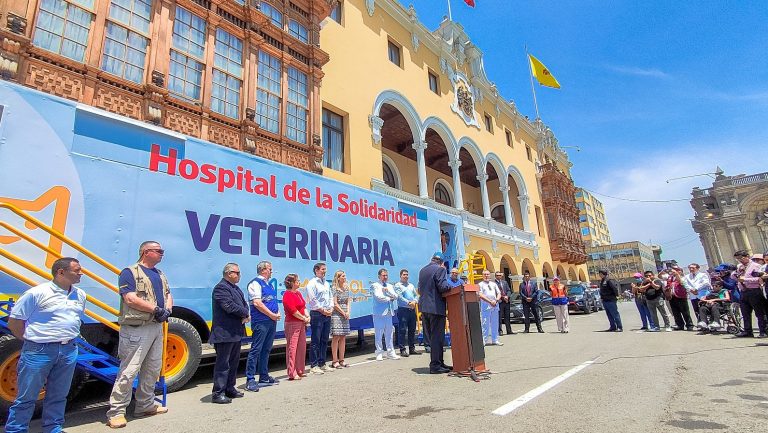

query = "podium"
[445, 284, 487, 374]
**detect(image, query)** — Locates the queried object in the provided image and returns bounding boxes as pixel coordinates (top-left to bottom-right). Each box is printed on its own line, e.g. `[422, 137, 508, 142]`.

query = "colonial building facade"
[690, 170, 768, 268]
[319, 0, 587, 286]
[0, 0, 333, 172]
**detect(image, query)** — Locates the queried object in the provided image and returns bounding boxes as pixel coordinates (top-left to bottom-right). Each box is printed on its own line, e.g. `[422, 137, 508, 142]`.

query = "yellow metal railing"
[458, 252, 486, 285]
[0, 202, 167, 378]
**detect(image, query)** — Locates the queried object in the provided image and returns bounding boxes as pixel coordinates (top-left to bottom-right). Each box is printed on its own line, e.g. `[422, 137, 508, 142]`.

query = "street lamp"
[688, 218, 722, 265]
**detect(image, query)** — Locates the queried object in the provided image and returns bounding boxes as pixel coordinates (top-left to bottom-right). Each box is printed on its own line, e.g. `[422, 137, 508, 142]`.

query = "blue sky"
[398, 0, 768, 267]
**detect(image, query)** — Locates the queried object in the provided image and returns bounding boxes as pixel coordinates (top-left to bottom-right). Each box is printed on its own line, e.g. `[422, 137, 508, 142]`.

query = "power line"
[582, 188, 689, 203]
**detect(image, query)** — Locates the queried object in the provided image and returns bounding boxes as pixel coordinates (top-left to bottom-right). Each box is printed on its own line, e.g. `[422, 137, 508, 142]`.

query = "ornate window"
[288, 20, 308, 43]
[211, 29, 243, 119]
[491, 204, 505, 224]
[33, 0, 94, 62]
[434, 182, 452, 207]
[169, 7, 206, 100]
[383, 160, 397, 188]
[260, 1, 283, 28]
[101, 0, 150, 83]
[286, 67, 309, 143]
[256, 50, 281, 133]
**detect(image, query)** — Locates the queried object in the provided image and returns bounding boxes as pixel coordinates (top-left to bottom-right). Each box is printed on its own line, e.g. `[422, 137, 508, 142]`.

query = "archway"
[556, 264, 566, 280]
[541, 262, 554, 279]
[457, 138, 484, 216]
[379, 102, 420, 195]
[568, 267, 577, 282]
[500, 254, 518, 279]
[485, 153, 507, 224]
[423, 122, 456, 206]
[507, 165, 529, 231]
[578, 268, 587, 282]
[521, 258, 536, 277]
[474, 250, 494, 273]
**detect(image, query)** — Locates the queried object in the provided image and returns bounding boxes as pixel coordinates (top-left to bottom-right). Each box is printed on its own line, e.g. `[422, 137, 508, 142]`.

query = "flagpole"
[447, 0, 452, 21]
[525, 45, 541, 119]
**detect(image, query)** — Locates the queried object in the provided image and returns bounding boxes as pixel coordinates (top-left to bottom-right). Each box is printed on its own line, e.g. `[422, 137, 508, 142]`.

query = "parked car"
[510, 291, 555, 323]
[587, 285, 604, 310]
[566, 284, 598, 314]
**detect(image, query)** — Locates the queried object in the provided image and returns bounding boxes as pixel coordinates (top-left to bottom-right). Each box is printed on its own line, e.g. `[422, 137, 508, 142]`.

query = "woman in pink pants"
[282, 274, 310, 380]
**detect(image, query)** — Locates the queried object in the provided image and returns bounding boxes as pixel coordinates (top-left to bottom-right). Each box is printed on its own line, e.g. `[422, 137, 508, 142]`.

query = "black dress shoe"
[735, 331, 754, 338]
[225, 390, 244, 398]
[429, 366, 451, 374]
[440, 364, 452, 371]
[523, 329, 530, 333]
[537, 329, 544, 333]
[212, 394, 232, 404]
[409, 347, 421, 355]
[400, 349, 409, 357]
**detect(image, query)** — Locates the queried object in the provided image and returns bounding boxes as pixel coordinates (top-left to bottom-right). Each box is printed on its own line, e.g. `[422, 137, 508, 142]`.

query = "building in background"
[586, 241, 657, 285]
[319, 0, 588, 286]
[690, 169, 768, 268]
[651, 244, 663, 270]
[0, 0, 334, 172]
[575, 188, 612, 247]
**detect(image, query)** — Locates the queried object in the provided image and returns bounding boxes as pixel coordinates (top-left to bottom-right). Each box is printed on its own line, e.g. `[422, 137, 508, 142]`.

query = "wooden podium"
[444, 284, 487, 374]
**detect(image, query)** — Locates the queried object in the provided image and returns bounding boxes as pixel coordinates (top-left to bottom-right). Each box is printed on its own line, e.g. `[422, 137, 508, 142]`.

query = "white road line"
[349, 359, 378, 367]
[491, 358, 599, 416]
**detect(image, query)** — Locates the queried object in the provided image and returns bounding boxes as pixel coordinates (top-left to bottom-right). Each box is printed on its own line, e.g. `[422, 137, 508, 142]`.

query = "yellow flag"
[528, 54, 561, 89]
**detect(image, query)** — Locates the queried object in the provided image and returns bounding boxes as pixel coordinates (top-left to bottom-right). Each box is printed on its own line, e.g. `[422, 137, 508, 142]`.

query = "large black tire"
[164, 317, 202, 392]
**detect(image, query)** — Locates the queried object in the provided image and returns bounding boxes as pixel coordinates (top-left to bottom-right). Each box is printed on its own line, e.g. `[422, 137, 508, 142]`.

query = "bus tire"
[164, 317, 202, 392]
[0, 335, 42, 420]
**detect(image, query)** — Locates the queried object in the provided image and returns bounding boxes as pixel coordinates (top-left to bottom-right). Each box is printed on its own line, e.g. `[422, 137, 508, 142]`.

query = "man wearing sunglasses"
[107, 241, 173, 428]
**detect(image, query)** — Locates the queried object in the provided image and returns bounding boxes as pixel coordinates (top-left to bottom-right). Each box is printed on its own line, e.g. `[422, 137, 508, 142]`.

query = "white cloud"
[605, 65, 670, 79]
[578, 140, 767, 268]
[702, 90, 768, 103]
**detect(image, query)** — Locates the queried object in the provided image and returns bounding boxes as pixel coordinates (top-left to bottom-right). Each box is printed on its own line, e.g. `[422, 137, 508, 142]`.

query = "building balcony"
[371, 179, 537, 251]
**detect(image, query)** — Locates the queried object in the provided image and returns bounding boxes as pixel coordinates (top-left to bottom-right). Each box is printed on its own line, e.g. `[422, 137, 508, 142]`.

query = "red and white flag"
[464, 0, 476, 6]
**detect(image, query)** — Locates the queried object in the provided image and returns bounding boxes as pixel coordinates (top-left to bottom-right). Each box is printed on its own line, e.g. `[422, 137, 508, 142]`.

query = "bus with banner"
[0, 80, 465, 410]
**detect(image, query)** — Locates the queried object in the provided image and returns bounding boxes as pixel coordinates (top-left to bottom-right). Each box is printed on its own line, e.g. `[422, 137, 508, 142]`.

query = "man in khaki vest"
[107, 241, 173, 428]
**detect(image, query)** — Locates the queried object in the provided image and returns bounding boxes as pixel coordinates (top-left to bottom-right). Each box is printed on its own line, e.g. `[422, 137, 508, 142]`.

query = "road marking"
[491, 358, 599, 416]
[349, 359, 378, 367]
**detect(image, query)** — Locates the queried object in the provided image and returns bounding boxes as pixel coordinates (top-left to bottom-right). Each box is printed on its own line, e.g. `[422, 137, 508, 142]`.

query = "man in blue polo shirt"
[5, 257, 86, 433]
[245, 260, 281, 391]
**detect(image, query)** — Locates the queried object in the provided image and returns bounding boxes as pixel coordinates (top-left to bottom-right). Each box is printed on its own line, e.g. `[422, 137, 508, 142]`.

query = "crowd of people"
[6, 240, 768, 433]
[627, 250, 768, 337]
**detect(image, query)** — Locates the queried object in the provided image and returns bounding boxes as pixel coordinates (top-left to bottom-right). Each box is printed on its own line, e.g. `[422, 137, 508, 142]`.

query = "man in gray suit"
[417, 252, 454, 374]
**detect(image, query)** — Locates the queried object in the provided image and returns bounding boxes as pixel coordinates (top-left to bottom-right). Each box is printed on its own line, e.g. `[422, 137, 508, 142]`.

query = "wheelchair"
[698, 301, 742, 334]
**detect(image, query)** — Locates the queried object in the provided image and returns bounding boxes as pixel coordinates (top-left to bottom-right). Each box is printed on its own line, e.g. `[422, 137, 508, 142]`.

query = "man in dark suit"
[519, 271, 544, 333]
[417, 252, 454, 374]
[210, 263, 250, 404]
[495, 271, 515, 335]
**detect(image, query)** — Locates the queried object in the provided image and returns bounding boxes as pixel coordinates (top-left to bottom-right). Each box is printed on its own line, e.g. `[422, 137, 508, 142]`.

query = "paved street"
[39, 303, 768, 433]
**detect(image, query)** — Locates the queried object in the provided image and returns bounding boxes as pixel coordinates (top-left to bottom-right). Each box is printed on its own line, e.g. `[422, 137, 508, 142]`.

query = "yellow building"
[586, 241, 657, 283]
[575, 188, 612, 247]
[319, 0, 588, 286]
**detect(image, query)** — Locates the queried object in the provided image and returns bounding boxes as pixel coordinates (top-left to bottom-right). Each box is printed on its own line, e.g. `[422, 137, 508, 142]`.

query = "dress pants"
[603, 300, 623, 330]
[422, 312, 446, 370]
[397, 307, 417, 350]
[739, 289, 768, 334]
[284, 321, 307, 378]
[522, 301, 542, 331]
[373, 314, 395, 354]
[669, 297, 693, 329]
[698, 302, 722, 325]
[212, 342, 241, 395]
[498, 301, 512, 334]
[309, 311, 331, 367]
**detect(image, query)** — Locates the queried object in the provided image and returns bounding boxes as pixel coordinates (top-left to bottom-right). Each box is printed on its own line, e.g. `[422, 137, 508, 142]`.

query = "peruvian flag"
[464, 0, 476, 6]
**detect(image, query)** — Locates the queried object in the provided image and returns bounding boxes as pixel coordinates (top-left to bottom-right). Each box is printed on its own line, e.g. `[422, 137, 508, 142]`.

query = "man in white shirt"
[5, 257, 86, 433]
[478, 270, 502, 346]
[682, 263, 712, 321]
[306, 262, 334, 374]
[372, 269, 400, 361]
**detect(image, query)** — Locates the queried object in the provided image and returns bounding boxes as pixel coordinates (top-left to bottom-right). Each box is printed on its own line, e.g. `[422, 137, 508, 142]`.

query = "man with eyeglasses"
[733, 250, 768, 338]
[108, 241, 173, 428]
[210, 263, 249, 404]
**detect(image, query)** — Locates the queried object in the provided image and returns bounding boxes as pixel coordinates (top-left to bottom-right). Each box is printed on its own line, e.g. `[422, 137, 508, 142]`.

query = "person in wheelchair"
[697, 281, 730, 332]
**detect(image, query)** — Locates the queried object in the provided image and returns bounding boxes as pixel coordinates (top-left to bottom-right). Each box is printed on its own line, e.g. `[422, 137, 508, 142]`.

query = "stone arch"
[541, 262, 554, 278]
[521, 258, 536, 277]
[484, 153, 508, 189]
[556, 264, 566, 279]
[578, 268, 587, 282]
[500, 254, 518, 276]
[506, 164, 528, 196]
[372, 90, 422, 145]
[568, 267, 577, 281]
[456, 137, 485, 175]
[474, 250, 495, 272]
[422, 116, 458, 162]
[433, 178, 454, 207]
